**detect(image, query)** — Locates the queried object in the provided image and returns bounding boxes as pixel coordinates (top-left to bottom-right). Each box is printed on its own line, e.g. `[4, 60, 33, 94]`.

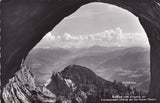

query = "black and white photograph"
[1, 0, 160, 103]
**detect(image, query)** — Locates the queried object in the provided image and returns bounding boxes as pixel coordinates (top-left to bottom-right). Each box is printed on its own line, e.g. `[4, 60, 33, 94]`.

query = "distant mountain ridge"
[25, 46, 150, 91]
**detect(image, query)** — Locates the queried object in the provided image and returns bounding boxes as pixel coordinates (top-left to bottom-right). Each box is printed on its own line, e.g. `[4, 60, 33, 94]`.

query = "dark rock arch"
[1, 0, 160, 102]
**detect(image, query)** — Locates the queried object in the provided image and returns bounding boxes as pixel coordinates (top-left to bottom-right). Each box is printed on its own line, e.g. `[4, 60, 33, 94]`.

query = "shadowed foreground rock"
[2, 65, 56, 103]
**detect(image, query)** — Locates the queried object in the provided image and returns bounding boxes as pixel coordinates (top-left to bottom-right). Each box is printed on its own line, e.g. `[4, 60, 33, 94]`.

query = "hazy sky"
[36, 3, 149, 48]
[52, 3, 145, 35]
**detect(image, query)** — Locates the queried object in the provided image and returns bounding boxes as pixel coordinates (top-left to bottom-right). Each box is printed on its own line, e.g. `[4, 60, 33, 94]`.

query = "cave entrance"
[25, 2, 150, 96]
[3, 0, 160, 102]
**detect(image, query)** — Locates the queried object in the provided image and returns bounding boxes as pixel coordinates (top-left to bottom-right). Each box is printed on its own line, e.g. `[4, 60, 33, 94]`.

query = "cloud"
[63, 33, 80, 41]
[61, 28, 122, 42]
[43, 32, 55, 41]
[35, 28, 149, 48]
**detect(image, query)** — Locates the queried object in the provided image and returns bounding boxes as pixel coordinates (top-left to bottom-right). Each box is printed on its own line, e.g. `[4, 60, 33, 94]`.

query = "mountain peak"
[61, 65, 96, 82]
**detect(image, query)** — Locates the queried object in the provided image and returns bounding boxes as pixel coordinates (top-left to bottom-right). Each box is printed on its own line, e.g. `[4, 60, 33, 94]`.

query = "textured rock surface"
[47, 71, 87, 103]
[1, 0, 160, 102]
[2, 65, 56, 103]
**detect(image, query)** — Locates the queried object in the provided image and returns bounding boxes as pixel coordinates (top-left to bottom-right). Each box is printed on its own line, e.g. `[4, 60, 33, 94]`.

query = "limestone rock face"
[2, 65, 56, 103]
[1, 0, 160, 102]
[47, 72, 72, 97]
[47, 71, 87, 103]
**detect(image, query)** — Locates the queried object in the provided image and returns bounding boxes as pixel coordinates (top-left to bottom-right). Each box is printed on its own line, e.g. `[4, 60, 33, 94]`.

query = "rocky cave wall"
[1, 0, 160, 102]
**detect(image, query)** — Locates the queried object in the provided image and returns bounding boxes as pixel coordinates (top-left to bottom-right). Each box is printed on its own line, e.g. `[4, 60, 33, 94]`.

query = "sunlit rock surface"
[2, 65, 56, 103]
[47, 71, 87, 103]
